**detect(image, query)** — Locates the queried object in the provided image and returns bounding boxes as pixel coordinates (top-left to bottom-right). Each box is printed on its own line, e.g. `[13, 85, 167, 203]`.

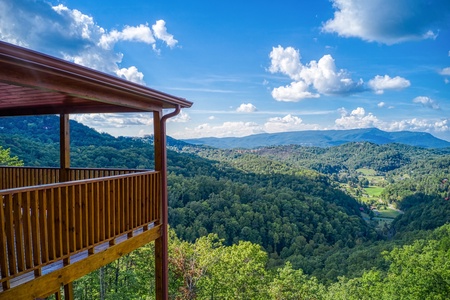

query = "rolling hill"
[183, 128, 450, 149]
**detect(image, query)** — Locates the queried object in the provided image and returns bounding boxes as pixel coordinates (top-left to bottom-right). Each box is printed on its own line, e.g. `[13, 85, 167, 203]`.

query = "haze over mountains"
[183, 128, 450, 149]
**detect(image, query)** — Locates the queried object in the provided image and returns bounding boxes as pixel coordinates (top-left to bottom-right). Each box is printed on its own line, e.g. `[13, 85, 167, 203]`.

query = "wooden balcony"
[0, 166, 162, 299]
[0, 41, 193, 299]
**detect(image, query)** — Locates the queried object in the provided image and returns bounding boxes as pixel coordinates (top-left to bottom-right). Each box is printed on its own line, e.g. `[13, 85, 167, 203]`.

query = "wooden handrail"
[0, 170, 161, 291]
[0, 166, 149, 190]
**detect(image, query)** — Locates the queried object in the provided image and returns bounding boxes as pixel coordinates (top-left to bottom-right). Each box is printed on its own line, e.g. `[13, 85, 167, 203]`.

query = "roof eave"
[0, 41, 193, 113]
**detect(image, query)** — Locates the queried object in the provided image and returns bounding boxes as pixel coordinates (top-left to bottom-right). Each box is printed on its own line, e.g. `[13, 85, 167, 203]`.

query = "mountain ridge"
[183, 128, 450, 149]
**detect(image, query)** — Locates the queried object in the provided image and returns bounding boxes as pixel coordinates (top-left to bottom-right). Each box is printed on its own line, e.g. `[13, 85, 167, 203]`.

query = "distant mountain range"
[182, 128, 450, 149]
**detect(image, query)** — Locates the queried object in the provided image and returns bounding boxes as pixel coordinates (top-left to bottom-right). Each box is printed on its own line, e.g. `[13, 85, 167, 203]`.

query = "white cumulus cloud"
[413, 96, 440, 110]
[71, 113, 154, 129]
[300, 54, 364, 95]
[271, 81, 319, 102]
[152, 20, 178, 48]
[52, 4, 97, 40]
[268, 46, 302, 80]
[387, 118, 449, 133]
[368, 75, 411, 94]
[322, 0, 450, 44]
[264, 114, 320, 133]
[99, 24, 155, 50]
[440, 67, 450, 75]
[183, 122, 264, 138]
[236, 103, 257, 113]
[116, 66, 145, 84]
[268, 46, 363, 101]
[335, 107, 381, 129]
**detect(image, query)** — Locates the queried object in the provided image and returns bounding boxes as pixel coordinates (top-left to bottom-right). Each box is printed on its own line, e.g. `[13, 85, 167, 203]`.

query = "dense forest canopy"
[72, 224, 450, 299]
[1, 115, 450, 298]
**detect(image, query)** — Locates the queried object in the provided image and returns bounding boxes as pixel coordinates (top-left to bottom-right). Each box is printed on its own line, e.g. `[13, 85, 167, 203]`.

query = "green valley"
[1, 115, 450, 299]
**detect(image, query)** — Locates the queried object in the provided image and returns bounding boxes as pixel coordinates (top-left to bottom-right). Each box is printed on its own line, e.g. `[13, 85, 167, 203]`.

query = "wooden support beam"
[60, 114, 70, 182]
[64, 282, 74, 300]
[63, 258, 73, 300]
[153, 106, 181, 300]
[153, 110, 167, 300]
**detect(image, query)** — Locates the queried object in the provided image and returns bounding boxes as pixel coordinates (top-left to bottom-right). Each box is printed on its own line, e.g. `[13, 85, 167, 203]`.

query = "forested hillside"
[177, 142, 450, 281]
[1, 115, 450, 298]
[248, 142, 448, 173]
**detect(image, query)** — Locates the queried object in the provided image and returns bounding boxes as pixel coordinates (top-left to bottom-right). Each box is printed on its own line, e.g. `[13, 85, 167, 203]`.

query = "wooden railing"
[0, 170, 161, 291]
[0, 167, 60, 190]
[0, 166, 146, 190]
[66, 167, 144, 181]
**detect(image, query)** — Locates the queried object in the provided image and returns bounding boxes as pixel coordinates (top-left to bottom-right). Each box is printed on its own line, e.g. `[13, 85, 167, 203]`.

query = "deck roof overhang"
[0, 41, 192, 117]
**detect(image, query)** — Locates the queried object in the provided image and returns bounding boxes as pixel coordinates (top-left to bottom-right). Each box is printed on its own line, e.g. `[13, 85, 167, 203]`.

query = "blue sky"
[1, 0, 450, 141]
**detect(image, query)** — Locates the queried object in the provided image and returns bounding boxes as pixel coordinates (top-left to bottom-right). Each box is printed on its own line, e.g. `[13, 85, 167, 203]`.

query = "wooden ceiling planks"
[0, 41, 192, 117]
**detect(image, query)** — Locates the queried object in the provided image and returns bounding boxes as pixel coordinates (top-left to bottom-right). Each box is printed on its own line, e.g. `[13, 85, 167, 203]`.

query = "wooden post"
[153, 110, 167, 300]
[153, 106, 181, 300]
[64, 282, 74, 300]
[60, 114, 73, 299]
[60, 114, 70, 182]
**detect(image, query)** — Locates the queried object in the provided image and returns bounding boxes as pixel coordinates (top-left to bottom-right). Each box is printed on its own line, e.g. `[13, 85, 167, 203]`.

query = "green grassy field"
[364, 186, 384, 197]
[376, 207, 402, 219]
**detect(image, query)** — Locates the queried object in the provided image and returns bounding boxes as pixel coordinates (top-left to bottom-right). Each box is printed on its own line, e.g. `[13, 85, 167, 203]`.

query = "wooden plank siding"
[0, 169, 161, 295]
